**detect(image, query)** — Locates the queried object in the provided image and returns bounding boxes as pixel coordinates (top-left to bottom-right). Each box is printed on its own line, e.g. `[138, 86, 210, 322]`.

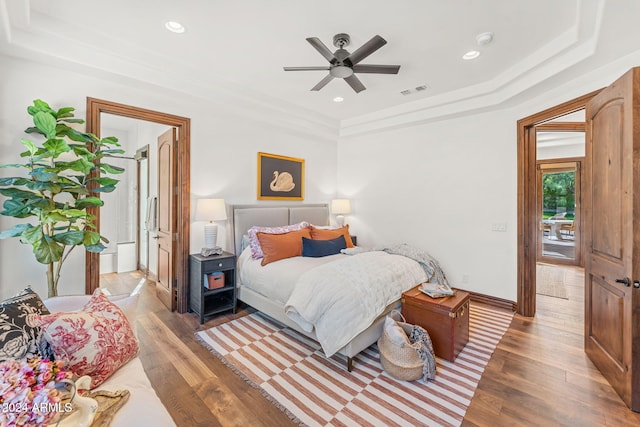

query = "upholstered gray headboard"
[229, 204, 329, 255]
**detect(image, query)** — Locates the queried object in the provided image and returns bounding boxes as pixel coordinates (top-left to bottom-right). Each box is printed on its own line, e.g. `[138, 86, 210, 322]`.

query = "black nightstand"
[189, 252, 236, 324]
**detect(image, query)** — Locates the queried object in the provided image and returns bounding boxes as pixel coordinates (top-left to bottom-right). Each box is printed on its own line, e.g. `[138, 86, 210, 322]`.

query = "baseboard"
[146, 271, 157, 282]
[461, 289, 517, 312]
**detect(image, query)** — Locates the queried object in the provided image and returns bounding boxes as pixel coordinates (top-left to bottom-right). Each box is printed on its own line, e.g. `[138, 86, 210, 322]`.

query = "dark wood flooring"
[100, 269, 640, 426]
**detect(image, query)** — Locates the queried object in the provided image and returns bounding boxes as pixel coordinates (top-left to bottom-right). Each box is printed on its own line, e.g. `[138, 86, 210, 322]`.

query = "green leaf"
[93, 185, 116, 193]
[21, 138, 38, 156]
[75, 197, 103, 209]
[0, 188, 40, 199]
[1, 199, 32, 218]
[24, 126, 45, 136]
[0, 223, 32, 239]
[85, 243, 106, 253]
[87, 177, 119, 186]
[53, 208, 86, 218]
[30, 168, 58, 182]
[100, 163, 125, 174]
[0, 163, 26, 169]
[53, 230, 85, 245]
[56, 107, 75, 118]
[99, 136, 120, 146]
[62, 158, 94, 174]
[43, 138, 71, 157]
[32, 100, 55, 114]
[21, 224, 43, 244]
[43, 211, 69, 223]
[25, 181, 62, 193]
[33, 111, 57, 139]
[60, 126, 92, 143]
[60, 118, 85, 124]
[34, 235, 63, 263]
[0, 177, 30, 186]
[83, 231, 101, 246]
[101, 149, 126, 155]
[70, 145, 93, 157]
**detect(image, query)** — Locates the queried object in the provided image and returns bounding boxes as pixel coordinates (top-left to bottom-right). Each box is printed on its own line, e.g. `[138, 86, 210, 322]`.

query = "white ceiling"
[1, 0, 639, 129]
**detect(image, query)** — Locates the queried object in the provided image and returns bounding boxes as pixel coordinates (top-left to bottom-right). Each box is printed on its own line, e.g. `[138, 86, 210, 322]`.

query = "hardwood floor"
[101, 270, 640, 426]
[464, 264, 640, 426]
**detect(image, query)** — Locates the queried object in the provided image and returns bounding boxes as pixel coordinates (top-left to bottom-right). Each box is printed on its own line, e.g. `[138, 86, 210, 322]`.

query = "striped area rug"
[196, 303, 513, 427]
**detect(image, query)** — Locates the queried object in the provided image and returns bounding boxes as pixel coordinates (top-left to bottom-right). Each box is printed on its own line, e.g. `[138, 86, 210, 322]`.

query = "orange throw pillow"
[257, 228, 312, 266]
[310, 225, 354, 248]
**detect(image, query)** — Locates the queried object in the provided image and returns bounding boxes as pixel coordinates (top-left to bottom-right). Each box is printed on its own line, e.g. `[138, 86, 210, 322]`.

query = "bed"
[230, 203, 427, 371]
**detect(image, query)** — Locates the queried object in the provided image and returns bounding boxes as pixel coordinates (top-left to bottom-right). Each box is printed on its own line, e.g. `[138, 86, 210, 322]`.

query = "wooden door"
[584, 67, 640, 411]
[156, 128, 177, 310]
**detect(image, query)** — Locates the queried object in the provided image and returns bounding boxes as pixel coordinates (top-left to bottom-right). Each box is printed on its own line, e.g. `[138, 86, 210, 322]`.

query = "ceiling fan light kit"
[284, 33, 400, 93]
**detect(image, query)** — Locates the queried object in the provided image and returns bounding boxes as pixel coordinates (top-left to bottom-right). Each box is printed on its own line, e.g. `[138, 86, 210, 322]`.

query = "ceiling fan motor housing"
[333, 33, 350, 48]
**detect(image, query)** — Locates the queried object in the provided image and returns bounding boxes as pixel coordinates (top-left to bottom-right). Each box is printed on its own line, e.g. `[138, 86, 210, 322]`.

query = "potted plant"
[0, 100, 124, 297]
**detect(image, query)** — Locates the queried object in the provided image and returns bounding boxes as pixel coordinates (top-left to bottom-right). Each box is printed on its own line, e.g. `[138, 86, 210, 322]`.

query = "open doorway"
[96, 115, 172, 290]
[85, 98, 191, 313]
[516, 90, 600, 317]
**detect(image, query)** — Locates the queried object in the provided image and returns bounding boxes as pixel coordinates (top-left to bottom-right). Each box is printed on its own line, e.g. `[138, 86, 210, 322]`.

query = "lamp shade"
[331, 199, 351, 215]
[195, 198, 227, 222]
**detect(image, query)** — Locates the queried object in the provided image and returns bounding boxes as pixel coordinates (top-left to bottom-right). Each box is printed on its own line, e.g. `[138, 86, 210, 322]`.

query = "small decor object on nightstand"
[331, 198, 351, 227]
[195, 198, 227, 256]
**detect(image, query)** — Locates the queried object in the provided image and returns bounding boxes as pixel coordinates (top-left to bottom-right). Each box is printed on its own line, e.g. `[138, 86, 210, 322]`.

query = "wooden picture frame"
[257, 152, 304, 200]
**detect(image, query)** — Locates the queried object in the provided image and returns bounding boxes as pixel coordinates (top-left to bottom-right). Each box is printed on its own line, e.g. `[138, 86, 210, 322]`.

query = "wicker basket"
[378, 320, 423, 381]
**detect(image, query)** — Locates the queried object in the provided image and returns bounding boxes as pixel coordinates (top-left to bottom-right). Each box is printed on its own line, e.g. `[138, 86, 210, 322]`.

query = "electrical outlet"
[462, 274, 469, 284]
[491, 222, 507, 232]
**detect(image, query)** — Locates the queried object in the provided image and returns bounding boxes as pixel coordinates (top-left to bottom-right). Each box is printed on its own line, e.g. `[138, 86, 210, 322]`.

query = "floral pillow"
[33, 289, 139, 389]
[0, 287, 53, 362]
[247, 221, 309, 259]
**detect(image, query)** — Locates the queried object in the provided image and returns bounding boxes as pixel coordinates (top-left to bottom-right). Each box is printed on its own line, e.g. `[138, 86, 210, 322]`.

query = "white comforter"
[284, 251, 427, 357]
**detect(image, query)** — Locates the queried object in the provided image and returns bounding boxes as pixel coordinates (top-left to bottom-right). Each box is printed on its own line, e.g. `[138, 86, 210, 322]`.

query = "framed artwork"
[257, 152, 304, 200]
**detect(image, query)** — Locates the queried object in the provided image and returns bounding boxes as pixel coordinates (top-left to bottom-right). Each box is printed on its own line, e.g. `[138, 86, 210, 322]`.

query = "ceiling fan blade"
[352, 64, 400, 74]
[348, 35, 387, 65]
[284, 66, 331, 71]
[344, 74, 366, 93]
[306, 37, 337, 63]
[311, 74, 334, 91]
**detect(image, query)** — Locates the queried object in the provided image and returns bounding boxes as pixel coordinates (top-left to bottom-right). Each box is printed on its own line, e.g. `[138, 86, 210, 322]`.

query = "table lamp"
[331, 199, 351, 227]
[195, 198, 227, 255]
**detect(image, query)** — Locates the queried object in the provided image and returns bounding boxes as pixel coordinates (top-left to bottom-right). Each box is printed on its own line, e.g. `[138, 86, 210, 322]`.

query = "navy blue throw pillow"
[302, 235, 347, 257]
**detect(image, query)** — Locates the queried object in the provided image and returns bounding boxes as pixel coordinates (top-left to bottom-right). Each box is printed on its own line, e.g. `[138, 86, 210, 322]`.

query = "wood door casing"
[85, 98, 191, 313]
[536, 159, 582, 267]
[585, 67, 640, 411]
[517, 90, 601, 317]
[156, 128, 176, 310]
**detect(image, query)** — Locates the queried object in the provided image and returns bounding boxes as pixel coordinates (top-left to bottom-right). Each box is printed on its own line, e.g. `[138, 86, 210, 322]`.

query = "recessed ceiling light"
[165, 21, 185, 34]
[462, 50, 480, 60]
[333, 96, 344, 103]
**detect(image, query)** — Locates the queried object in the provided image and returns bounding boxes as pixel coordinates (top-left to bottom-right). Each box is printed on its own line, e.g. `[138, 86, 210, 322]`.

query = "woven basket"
[378, 320, 423, 381]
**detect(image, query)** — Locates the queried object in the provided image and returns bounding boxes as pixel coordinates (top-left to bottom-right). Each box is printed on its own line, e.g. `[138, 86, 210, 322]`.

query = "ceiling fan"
[283, 33, 400, 93]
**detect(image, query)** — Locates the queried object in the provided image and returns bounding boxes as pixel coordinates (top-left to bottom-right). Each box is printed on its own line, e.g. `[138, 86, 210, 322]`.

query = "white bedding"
[285, 251, 427, 356]
[237, 247, 346, 304]
[238, 247, 427, 358]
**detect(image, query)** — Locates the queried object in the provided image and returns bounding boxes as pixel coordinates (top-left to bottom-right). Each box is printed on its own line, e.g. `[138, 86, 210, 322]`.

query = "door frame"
[536, 158, 583, 267]
[517, 89, 601, 316]
[85, 98, 191, 313]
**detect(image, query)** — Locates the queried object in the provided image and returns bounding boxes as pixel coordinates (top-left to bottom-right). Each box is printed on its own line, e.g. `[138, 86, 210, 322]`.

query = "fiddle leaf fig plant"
[0, 100, 125, 297]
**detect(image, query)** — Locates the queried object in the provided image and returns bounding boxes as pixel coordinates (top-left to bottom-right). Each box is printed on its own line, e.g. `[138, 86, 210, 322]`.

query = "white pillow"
[384, 316, 409, 346]
[44, 293, 139, 331]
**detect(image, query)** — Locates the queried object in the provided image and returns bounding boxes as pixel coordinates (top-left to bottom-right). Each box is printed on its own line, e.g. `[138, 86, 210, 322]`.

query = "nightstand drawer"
[202, 257, 235, 271]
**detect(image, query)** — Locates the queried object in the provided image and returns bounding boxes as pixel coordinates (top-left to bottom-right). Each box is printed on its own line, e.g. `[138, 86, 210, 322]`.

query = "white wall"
[337, 58, 639, 302]
[338, 110, 518, 299]
[0, 54, 338, 299]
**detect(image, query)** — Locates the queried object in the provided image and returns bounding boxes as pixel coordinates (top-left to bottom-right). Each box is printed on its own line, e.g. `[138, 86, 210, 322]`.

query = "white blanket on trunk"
[284, 251, 427, 357]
